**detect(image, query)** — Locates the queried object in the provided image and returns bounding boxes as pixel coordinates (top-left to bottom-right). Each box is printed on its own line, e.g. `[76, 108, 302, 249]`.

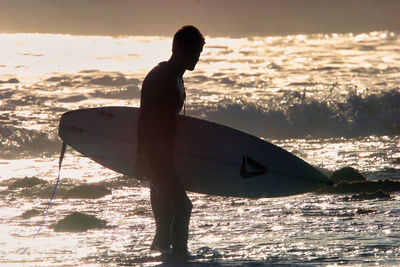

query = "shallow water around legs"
[1, 136, 399, 266]
[3, 189, 400, 266]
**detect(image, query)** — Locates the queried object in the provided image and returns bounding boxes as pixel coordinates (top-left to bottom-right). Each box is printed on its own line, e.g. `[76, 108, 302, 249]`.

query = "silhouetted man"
[135, 26, 204, 256]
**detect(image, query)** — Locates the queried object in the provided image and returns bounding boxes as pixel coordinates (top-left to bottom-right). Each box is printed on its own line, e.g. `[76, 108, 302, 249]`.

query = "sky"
[0, 0, 399, 37]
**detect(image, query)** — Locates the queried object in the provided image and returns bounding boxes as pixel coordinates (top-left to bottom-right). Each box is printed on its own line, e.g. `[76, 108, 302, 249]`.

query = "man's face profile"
[185, 44, 203, 71]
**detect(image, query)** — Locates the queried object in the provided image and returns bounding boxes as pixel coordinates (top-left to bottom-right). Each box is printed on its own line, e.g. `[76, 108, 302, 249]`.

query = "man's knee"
[174, 197, 192, 217]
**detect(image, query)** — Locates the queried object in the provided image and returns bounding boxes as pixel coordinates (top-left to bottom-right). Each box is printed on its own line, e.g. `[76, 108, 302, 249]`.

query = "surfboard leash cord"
[23, 141, 67, 254]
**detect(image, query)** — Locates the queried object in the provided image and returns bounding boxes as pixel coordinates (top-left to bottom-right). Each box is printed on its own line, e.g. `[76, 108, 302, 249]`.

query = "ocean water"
[0, 31, 399, 266]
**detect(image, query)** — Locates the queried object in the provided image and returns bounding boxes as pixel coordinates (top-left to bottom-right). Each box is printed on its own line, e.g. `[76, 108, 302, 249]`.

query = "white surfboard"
[58, 106, 332, 198]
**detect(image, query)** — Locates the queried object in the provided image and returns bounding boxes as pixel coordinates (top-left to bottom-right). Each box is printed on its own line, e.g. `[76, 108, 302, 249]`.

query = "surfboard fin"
[240, 156, 268, 179]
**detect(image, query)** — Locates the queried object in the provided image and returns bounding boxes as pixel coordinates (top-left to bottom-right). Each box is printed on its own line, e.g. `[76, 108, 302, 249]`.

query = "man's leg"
[150, 184, 173, 251]
[170, 189, 192, 254]
[147, 131, 192, 254]
[149, 163, 192, 254]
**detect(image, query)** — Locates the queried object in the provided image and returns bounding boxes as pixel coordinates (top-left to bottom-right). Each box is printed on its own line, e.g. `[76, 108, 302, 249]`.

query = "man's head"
[172, 25, 205, 71]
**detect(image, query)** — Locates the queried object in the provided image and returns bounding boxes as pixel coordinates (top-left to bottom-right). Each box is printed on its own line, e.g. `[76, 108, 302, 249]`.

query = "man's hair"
[172, 25, 205, 53]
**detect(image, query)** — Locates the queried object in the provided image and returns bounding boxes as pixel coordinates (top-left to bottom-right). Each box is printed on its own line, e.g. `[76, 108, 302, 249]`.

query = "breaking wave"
[2, 90, 399, 159]
[192, 89, 400, 138]
[0, 125, 60, 159]
[1, 73, 398, 159]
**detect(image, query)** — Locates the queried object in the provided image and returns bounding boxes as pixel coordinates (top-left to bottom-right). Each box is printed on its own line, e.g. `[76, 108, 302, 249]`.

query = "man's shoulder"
[144, 61, 171, 83]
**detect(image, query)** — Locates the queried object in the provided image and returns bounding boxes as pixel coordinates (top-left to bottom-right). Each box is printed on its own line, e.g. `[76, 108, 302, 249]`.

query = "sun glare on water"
[0, 30, 399, 265]
[0, 33, 172, 77]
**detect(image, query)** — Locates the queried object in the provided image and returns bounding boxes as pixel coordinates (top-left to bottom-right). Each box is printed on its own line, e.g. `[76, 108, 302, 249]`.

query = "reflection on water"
[0, 31, 399, 265]
[0, 137, 399, 265]
[1, 185, 400, 265]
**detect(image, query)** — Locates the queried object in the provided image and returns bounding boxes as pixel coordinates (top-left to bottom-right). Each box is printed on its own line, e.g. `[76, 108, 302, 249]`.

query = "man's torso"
[137, 61, 185, 155]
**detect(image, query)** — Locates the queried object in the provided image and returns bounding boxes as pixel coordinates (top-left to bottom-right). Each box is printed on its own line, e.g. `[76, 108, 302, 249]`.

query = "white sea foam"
[192, 89, 400, 138]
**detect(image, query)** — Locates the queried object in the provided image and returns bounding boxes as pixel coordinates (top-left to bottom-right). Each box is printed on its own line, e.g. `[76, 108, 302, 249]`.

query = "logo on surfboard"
[240, 156, 268, 178]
